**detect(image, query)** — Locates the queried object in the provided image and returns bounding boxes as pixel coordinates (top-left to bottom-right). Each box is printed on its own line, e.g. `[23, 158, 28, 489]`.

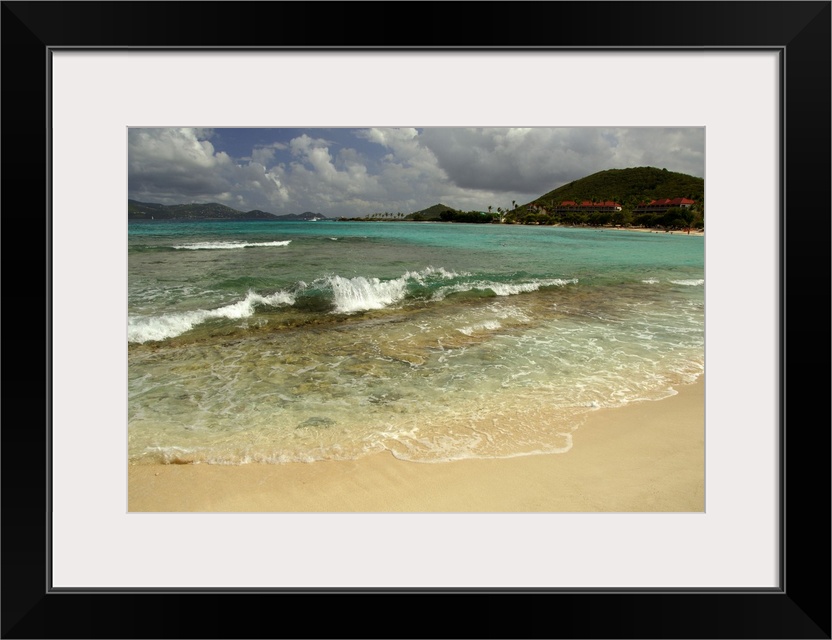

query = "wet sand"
[128, 377, 704, 513]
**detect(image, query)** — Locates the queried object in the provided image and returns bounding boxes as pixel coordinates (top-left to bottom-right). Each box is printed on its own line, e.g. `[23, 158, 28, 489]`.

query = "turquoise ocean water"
[128, 221, 704, 464]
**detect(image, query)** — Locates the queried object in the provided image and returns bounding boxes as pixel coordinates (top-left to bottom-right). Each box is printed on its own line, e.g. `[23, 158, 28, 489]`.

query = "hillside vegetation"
[504, 167, 704, 229]
[531, 167, 703, 208]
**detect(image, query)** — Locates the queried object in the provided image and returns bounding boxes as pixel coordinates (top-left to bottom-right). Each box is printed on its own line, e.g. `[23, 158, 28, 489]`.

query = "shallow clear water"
[128, 221, 704, 464]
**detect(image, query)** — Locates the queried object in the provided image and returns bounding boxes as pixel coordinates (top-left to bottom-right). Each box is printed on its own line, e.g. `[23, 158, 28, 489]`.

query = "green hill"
[404, 203, 462, 221]
[503, 167, 704, 228]
[527, 167, 704, 210]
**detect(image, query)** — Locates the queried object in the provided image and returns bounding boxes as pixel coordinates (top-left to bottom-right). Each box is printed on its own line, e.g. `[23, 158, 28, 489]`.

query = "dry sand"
[129, 377, 704, 513]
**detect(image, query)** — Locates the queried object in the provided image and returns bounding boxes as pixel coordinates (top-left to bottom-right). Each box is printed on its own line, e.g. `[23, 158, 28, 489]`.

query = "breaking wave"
[435, 278, 577, 300]
[128, 267, 579, 343]
[173, 240, 292, 250]
[128, 290, 295, 343]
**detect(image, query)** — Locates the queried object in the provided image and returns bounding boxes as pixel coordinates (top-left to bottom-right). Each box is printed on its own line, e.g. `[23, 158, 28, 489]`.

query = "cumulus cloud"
[250, 142, 288, 166]
[272, 129, 473, 215]
[128, 128, 233, 198]
[128, 128, 290, 210]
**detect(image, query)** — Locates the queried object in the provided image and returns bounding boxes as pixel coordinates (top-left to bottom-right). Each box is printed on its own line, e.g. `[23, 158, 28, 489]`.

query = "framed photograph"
[4, 1, 829, 638]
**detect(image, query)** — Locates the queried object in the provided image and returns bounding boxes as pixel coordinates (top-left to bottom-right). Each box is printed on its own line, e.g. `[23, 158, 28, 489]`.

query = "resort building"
[634, 197, 696, 214]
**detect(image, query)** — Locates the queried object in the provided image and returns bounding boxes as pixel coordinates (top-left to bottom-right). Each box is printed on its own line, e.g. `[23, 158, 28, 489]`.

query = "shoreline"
[346, 219, 705, 236]
[607, 225, 703, 236]
[129, 376, 704, 513]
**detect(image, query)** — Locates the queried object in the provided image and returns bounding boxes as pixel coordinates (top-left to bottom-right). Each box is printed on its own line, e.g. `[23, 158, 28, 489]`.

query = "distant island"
[128, 200, 328, 221]
[129, 167, 704, 231]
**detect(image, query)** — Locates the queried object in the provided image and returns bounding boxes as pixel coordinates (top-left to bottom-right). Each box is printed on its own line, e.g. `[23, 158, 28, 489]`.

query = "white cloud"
[129, 128, 290, 210]
[250, 142, 287, 166]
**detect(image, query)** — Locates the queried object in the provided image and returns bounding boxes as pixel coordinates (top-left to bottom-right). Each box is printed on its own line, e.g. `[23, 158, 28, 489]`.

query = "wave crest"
[173, 240, 291, 250]
[128, 290, 295, 343]
[128, 269, 579, 342]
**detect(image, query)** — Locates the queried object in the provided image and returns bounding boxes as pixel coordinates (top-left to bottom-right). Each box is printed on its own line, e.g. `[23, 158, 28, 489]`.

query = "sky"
[128, 127, 705, 218]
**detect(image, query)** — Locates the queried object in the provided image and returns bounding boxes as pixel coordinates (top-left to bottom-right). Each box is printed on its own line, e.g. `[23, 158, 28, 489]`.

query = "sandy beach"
[606, 226, 704, 236]
[129, 376, 704, 513]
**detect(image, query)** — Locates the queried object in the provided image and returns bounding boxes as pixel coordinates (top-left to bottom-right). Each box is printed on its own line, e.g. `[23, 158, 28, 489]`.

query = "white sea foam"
[173, 240, 291, 250]
[669, 279, 704, 286]
[128, 290, 295, 342]
[403, 266, 459, 281]
[457, 320, 502, 336]
[436, 277, 577, 299]
[138, 446, 198, 464]
[642, 278, 660, 284]
[329, 275, 409, 313]
[326, 267, 458, 314]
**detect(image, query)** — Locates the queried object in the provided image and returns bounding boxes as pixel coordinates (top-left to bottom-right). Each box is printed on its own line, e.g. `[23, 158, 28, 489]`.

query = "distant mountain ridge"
[128, 200, 328, 221]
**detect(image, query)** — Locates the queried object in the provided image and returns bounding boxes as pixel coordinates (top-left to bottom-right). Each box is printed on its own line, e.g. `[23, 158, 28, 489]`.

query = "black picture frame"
[2, 2, 829, 638]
